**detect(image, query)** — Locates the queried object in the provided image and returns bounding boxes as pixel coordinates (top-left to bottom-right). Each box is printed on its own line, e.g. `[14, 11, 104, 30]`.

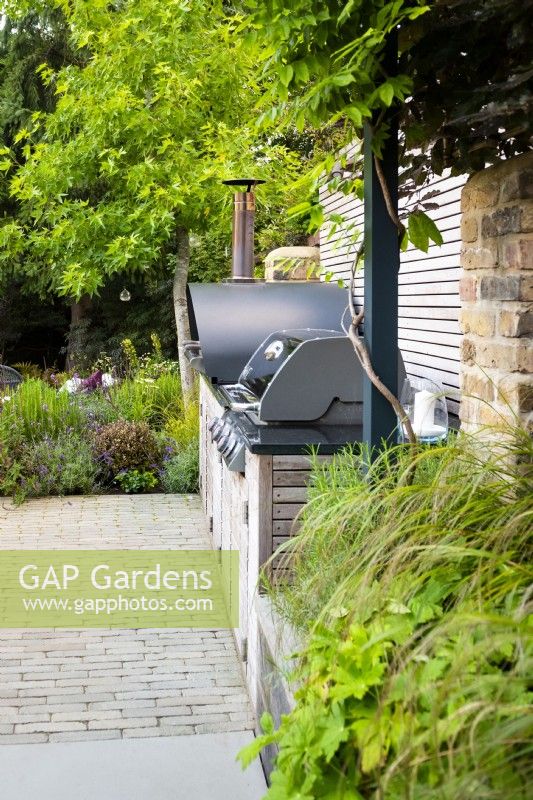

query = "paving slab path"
[0, 495, 266, 798]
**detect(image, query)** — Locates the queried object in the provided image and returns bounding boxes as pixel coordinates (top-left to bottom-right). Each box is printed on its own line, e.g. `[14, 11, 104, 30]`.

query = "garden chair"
[0, 365, 23, 392]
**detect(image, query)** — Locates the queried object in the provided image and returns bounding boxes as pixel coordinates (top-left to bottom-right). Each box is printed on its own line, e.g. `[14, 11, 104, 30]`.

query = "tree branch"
[373, 153, 405, 241]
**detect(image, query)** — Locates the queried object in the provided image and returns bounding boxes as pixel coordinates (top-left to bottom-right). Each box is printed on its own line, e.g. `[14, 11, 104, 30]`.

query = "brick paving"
[0, 495, 254, 744]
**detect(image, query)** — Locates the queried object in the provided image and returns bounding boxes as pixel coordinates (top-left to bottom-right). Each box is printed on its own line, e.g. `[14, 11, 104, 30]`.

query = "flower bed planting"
[0, 338, 198, 502]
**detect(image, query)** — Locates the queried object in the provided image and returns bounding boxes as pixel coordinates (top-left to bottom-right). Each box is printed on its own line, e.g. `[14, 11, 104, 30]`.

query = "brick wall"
[459, 152, 533, 431]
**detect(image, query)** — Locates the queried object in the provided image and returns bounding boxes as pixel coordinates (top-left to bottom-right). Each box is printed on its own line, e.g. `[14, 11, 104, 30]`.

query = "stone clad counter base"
[459, 152, 533, 432]
[200, 378, 329, 776]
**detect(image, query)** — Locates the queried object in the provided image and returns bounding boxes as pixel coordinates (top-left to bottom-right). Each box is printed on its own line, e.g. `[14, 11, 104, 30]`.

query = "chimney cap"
[223, 178, 266, 193]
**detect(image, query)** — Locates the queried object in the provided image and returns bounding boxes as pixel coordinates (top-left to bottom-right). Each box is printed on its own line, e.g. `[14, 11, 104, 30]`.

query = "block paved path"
[0, 495, 255, 745]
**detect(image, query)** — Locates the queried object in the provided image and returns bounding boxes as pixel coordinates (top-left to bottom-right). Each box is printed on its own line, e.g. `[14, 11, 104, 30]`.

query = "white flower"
[101, 373, 115, 388]
[61, 377, 83, 394]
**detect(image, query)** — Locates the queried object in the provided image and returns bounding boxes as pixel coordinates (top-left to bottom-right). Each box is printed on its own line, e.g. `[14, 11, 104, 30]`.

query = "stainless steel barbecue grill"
[186, 287, 406, 471]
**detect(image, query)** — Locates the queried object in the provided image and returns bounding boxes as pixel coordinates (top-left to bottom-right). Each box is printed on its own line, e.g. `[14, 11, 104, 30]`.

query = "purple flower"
[80, 370, 104, 393]
[99, 450, 113, 467]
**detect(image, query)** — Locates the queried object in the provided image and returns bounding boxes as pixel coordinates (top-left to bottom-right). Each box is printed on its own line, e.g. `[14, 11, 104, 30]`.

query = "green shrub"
[164, 400, 199, 449]
[242, 427, 533, 798]
[2, 434, 98, 502]
[161, 441, 199, 493]
[115, 469, 158, 493]
[11, 362, 43, 380]
[121, 337, 139, 374]
[93, 419, 161, 477]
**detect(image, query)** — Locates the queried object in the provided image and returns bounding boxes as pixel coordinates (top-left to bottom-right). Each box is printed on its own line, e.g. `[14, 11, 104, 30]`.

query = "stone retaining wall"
[459, 152, 533, 431]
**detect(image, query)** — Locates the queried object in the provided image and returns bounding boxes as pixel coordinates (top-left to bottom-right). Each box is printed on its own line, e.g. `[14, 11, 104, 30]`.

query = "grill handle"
[229, 402, 259, 413]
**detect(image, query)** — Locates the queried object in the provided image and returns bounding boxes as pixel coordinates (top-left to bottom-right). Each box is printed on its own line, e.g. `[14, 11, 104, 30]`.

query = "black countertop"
[224, 410, 363, 456]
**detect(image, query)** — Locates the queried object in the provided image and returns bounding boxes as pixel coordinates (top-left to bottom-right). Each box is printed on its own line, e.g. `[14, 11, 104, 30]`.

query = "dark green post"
[362, 35, 399, 454]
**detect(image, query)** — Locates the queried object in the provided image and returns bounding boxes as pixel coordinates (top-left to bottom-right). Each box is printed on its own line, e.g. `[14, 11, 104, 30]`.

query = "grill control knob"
[219, 432, 231, 450]
[225, 435, 238, 455]
[212, 422, 225, 442]
[221, 433, 236, 455]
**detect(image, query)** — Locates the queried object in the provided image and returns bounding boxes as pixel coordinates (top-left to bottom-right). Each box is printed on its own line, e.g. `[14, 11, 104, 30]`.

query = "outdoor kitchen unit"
[185, 179, 405, 665]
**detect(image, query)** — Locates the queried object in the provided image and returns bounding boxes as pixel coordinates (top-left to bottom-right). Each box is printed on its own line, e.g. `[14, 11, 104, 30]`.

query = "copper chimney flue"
[223, 179, 265, 281]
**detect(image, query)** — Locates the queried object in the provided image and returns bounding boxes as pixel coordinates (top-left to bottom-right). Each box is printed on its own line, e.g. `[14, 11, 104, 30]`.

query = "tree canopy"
[0, 0, 299, 300]
[0, 8, 76, 213]
[248, 0, 532, 193]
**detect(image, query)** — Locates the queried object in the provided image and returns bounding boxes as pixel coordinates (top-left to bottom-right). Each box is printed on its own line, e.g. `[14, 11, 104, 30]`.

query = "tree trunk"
[173, 226, 195, 406]
[66, 294, 92, 370]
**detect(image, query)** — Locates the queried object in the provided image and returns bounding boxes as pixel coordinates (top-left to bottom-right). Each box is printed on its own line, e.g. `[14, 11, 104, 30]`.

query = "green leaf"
[308, 204, 324, 231]
[361, 735, 383, 773]
[236, 713, 277, 768]
[344, 105, 362, 127]
[332, 72, 354, 87]
[279, 64, 294, 87]
[387, 600, 411, 615]
[377, 82, 394, 107]
[293, 60, 310, 83]
[408, 211, 443, 253]
[287, 200, 312, 218]
[260, 711, 275, 735]
[237, 735, 271, 769]
[337, 0, 356, 26]
[317, 704, 350, 761]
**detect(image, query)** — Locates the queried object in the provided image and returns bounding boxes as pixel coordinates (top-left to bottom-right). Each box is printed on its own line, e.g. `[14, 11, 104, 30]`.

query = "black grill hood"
[186, 281, 350, 384]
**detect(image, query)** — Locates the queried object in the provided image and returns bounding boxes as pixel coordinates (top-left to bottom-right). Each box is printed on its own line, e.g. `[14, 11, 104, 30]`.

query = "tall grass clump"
[0, 379, 85, 443]
[243, 425, 533, 798]
[107, 373, 182, 426]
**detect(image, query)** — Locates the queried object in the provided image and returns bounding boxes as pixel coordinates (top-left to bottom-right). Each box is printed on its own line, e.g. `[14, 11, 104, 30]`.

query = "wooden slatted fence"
[319, 171, 467, 415]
